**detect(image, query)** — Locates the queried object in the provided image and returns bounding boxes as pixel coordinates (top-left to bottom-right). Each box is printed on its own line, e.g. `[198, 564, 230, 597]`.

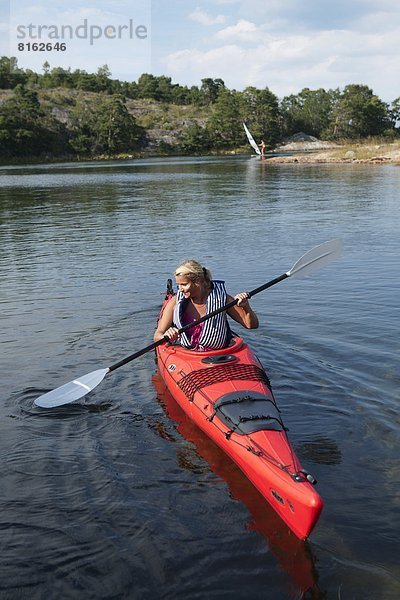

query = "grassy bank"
[268, 140, 400, 165]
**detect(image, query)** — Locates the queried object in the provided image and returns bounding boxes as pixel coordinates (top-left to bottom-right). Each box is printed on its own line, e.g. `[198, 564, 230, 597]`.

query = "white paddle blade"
[34, 368, 109, 408]
[286, 239, 342, 279]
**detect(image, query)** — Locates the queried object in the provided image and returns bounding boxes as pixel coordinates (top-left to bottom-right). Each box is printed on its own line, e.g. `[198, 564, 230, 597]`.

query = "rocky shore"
[269, 133, 400, 165]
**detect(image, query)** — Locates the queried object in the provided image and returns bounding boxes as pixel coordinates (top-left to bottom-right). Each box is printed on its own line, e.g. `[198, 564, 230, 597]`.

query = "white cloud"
[189, 8, 226, 26]
[357, 8, 400, 33]
[210, 0, 400, 36]
[215, 19, 261, 42]
[163, 45, 248, 82]
[162, 27, 400, 101]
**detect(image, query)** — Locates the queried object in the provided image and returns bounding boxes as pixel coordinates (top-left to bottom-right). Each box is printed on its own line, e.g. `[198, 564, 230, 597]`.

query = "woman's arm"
[154, 296, 180, 342]
[226, 293, 259, 329]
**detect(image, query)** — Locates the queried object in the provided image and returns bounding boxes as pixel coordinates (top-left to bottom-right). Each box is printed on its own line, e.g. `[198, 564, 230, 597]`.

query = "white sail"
[243, 122, 261, 155]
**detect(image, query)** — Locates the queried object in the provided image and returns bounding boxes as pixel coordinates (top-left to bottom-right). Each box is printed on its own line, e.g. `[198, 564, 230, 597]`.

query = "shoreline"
[267, 153, 400, 165]
[1, 142, 400, 168]
[266, 141, 400, 165]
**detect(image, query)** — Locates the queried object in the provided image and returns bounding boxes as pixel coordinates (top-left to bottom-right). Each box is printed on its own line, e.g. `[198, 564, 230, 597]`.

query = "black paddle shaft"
[108, 272, 288, 373]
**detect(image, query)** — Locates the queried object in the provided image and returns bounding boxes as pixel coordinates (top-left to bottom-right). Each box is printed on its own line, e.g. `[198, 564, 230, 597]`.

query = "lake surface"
[1, 155, 399, 599]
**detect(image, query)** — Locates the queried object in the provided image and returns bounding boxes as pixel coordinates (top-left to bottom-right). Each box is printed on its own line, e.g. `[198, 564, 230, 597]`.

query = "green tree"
[188, 85, 203, 106]
[135, 74, 180, 102]
[390, 97, 400, 129]
[169, 84, 192, 105]
[328, 84, 392, 138]
[179, 123, 211, 154]
[40, 61, 52, 88]
[280, 88, 338, 138]
[241, 86, 281, 147]
[0, 56, 27, 88]
[24, 69, 41, 87]
[70, 95, 141, 155]
[48, 66, 75, 88]
[72, 70, 99, 92]
[200, 78, 225, 104]
[207, 89, 242, 148]
[95, 65, 113, 92]
[124, 81, 139, 99]
[136, 73, 159, 99]
[0, 84, 68, 157]
[155, 76, 174, 102]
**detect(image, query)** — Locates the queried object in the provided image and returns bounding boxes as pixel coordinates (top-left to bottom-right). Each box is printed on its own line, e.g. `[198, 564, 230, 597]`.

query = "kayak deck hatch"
[212, 390, 284, 434]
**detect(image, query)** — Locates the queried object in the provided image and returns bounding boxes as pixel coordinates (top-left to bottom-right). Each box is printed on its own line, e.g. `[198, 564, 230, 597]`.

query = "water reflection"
[153, 372, 324, 599]
[296, 437, 342, 466]
[1, 155, 400, 598]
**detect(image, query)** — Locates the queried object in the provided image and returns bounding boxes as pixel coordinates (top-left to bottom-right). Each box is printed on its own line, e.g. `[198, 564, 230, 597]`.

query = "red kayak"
[155, 288, 323, 540]
[153, 372, 322, 596]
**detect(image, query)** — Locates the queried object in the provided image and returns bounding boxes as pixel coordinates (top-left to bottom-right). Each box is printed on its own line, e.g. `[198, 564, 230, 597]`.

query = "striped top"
[173, 280, 232, 350]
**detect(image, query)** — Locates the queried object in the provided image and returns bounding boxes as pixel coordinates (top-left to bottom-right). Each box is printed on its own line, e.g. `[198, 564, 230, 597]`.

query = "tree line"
[1, 58, 229, 105]
[0, 56, 399, 160]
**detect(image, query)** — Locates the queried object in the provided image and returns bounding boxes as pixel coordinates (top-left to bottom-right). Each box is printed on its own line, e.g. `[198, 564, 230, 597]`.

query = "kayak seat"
[213, 390, 283, 434]
[201, 355, 237, 364]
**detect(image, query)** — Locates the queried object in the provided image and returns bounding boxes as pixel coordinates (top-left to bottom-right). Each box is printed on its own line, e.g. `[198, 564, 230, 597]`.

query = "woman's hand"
[228, 292, 259, 329]
[153, 296, 177, 342]
[234, 292, 250, 307]
[164, 326, 180, 341]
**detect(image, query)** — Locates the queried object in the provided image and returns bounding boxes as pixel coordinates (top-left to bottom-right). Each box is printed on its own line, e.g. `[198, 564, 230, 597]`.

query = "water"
[1, 156, 399, 599]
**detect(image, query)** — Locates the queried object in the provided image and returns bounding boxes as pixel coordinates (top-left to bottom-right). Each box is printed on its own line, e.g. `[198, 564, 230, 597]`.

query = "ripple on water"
[1, 159, 400, 599]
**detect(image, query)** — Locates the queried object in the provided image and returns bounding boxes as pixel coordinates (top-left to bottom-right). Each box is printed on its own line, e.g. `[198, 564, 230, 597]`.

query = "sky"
[1, 0, 399, 102]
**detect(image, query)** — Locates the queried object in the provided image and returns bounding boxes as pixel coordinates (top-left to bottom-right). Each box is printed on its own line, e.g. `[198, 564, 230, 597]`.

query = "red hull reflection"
[153, 372, 323, 599]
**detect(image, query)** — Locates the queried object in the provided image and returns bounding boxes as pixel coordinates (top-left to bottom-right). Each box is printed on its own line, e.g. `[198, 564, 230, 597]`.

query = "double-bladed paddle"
[34, 239, 342, 408]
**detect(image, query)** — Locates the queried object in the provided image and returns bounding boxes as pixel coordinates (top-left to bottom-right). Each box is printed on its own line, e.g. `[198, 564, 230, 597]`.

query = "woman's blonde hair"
[175, 259, 212, 287]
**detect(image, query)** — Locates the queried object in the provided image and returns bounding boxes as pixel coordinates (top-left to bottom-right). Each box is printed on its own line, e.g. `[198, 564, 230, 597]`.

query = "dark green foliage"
[0, 55, 398, 161]
[200, 78, 226, 104]
[0, 57, 28, 89]
[69, 95, 142, 155]
[280, 88, 339, 138]
[207, 89, 243, 148]
[179, 123, 212, 154]
[327, 84, 393, 138]
[0, 84, 69, 158]
[134, 73, 197, 104]
[0, 76, 141, 159]
[241, 86, 281, 147]
[390, 97, 400, 127]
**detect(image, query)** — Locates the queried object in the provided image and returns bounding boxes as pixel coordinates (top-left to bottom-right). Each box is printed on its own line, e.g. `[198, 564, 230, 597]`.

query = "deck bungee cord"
[161, 355, 304, 480]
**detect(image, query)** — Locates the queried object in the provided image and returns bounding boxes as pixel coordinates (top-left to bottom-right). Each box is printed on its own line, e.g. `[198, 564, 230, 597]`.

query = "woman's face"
[175, 274, 198, 298]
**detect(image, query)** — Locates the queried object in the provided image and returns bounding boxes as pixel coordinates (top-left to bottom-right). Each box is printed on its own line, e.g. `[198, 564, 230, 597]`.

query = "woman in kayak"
[154, 259, 258, 351]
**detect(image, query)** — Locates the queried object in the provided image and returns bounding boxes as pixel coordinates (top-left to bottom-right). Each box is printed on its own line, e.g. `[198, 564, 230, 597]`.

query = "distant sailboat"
[243, 122, 261, 157]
